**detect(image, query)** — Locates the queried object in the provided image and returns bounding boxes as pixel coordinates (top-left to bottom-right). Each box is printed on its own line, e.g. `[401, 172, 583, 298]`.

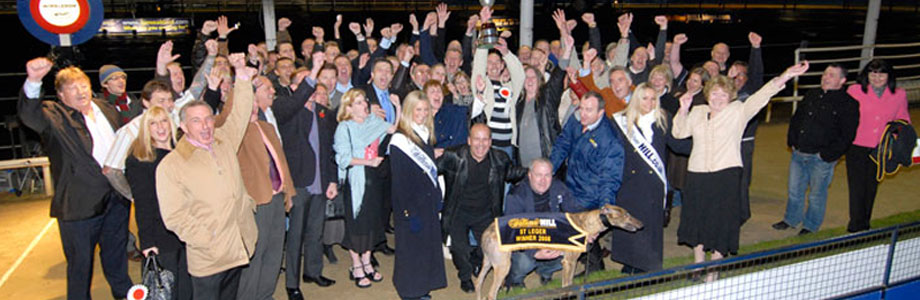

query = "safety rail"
[765, 41, 920, 122]
[509, 221, 920, 299]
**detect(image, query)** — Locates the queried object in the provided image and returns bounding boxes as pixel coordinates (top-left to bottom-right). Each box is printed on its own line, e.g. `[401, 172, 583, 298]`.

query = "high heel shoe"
[363, 263, 383, 282]
[350, 266, 371, 288]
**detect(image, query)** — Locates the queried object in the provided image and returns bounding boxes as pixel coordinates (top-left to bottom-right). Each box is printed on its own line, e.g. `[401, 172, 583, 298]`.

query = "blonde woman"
[124, 106, 190, 299]
[388, 91, 446, 299]
[610, 83, 687, 274]
[333, 88, 398, 288]
[674, 62, 809, 281]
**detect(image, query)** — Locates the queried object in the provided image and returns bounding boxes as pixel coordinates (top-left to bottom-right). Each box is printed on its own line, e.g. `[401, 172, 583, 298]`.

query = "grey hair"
[179, 100, 214, 122]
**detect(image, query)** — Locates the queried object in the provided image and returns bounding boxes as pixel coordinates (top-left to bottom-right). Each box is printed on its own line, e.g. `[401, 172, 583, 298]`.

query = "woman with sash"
[610, 83, 688, 274]
[389, 91, 447, 300]
[333, 88, 399, 288]
[673, 62, 809, 281]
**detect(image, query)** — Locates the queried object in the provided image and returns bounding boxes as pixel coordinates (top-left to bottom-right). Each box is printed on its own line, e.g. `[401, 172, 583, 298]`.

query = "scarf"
[336, 114, 390, 218]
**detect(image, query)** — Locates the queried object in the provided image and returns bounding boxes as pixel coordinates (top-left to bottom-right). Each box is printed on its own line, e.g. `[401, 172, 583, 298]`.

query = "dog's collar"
[600, 214, 613, 228]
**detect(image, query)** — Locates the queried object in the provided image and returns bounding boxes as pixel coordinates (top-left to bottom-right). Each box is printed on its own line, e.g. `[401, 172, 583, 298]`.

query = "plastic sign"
[127, 284, 148, 300]
[18, 0, 104, 46]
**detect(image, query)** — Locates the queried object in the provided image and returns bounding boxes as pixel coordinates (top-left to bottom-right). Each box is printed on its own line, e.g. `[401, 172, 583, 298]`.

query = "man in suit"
[19, 58, 133, 300]
[271, 54, 339, 300]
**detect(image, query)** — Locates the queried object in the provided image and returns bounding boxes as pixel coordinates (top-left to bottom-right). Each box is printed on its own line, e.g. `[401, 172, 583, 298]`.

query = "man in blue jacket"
[550, 91, 624, 275]
[505, 158, 579, 287]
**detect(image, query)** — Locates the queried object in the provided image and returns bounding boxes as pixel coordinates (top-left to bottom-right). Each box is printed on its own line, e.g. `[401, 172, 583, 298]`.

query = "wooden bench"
[0, 157, 53, 196]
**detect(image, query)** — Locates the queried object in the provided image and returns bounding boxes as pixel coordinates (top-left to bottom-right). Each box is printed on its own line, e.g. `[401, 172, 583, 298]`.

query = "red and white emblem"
[127, 284, 148, 300]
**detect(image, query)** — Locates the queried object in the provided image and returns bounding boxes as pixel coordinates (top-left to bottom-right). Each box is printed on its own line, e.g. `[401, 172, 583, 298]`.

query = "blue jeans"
[509, 251, 562, 285]
[782, 150, 836, 232]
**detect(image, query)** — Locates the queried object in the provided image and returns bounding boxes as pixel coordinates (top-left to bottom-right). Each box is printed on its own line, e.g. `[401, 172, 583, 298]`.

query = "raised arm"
[669, 34, 687, 79]
[746, 32, 765, 90]
[742, 61, 809, 121]
[582, 13, 602, 52]
[222, 53, 258, 148]
[182, 40, 218, 108]
[18, 57, 54, 134]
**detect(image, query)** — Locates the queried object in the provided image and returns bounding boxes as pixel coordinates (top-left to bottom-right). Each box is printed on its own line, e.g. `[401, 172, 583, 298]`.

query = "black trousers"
[156, 248, 192, 300]
[58, 193, 133, 300]
[448, 207, 492, 281]
[740, 140, 755, 224]
[846, 146, 879, 232]
[191, 266, 241, 300]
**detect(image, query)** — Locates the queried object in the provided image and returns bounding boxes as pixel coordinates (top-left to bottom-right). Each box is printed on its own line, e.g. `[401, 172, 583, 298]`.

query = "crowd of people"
[18, 3, 912, 300]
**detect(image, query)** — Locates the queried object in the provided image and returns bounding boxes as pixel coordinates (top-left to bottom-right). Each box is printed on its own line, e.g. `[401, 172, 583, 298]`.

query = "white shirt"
[84, 102, 117, 168]
[637, 110, 657, 141]
[263, 107, 283, 145]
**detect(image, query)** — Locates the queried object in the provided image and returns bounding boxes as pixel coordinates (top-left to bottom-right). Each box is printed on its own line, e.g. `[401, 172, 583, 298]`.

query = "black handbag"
[141, 253, 175, 300]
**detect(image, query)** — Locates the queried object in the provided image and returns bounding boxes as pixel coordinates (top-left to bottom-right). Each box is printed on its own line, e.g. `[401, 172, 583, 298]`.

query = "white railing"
[766, 41, 920, 122]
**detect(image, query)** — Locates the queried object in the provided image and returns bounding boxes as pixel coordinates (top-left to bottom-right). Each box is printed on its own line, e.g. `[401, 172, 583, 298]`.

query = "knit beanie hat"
[99, 65, 126, 84]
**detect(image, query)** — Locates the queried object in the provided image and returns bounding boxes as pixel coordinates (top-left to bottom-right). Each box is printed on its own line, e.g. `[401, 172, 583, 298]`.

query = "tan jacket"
[156, 79, 258, 277]
[672, 78, 784, 173]
[238, 120, 295, 207]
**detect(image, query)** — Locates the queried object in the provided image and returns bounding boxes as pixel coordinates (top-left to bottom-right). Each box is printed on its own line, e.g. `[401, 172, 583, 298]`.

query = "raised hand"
[312, 26, 325, 42]
[409, 14, 419, 32]
[422, 12, 437, 32]
[349, 22, 362, 35]
[654, 15, 668, 29]
[390, 23, 404, 37]
[229, 52, 247, 70]
[358, 53, 371, 69]
[436, 3, 451, 28]
[673, 33, 688, 45]
[500, 30, 512, 39]
[292, 69, 310, 89]
[311, 52, 326, 74]
[380, 27, 392, 40]
[400, 46, 416, 63]
[782, 60, 810, 79]
[278, 17, 292, 31]
[646, 42, 656, 61]
[749, 32, 762, 48]
[478, 6, 493, 23]
[617, 13, 633, 37]
[156, 41, 181, 75]
[201, 20, 218, 35]
[363, 18, 375, 36]
[335, 14, 343, 30]
[563, 35, 575, 53]
[206, 66, 223, 90]
[466, 14, 480, 34]
[565, 66, 578, 83]
[25, 57, 53, 83]
[581, 13, 596, 28]
[494, 38, 509, 56]
[217, 16, 236, 38]
[475, 74, 486, 92]
[566, 19, 578, 32]
[678, 91, 693, 111]
[583, 48, 597, 65]
[552, 9, 567, 32]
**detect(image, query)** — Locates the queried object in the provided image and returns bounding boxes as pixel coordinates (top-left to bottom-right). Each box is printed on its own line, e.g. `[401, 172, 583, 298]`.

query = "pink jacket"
[846, 84, 911, 148]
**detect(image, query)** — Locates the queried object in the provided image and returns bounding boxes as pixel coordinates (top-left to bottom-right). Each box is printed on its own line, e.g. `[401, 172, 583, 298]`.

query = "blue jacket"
[550, 115, 624, 211]
[434, 102, 470, 149]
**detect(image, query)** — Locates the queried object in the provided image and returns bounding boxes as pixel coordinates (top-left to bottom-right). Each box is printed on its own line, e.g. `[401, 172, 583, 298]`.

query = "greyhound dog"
[474, 204, 643, 300]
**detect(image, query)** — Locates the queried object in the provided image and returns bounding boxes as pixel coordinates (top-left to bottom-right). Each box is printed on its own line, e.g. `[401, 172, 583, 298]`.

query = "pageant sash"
[614, 113, 668, 208]
[389, 133, 439, 187]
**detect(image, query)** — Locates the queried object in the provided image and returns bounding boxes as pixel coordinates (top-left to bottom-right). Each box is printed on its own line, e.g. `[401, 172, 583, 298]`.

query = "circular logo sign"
[31, 0, 90, 34]
[18, 0, 103, 46]
[127, 284, 148, 300]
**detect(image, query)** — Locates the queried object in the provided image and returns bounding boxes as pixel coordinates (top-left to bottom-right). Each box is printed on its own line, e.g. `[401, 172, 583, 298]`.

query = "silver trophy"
[478, 0, 499, 49]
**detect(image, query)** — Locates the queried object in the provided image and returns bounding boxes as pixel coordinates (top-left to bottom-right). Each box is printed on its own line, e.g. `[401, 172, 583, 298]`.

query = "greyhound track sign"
[18, 0, 104, 46]
[496, 212, 590, 252]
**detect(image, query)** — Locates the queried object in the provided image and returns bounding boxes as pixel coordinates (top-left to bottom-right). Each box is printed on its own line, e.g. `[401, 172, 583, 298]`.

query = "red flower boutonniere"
[319, 110, 326, 119]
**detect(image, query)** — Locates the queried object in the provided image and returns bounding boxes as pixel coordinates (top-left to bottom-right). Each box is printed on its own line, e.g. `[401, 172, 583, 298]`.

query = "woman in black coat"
[124, 106, 191, 299]
[389, 91, 447, 299]
[610, 84, 690, 273]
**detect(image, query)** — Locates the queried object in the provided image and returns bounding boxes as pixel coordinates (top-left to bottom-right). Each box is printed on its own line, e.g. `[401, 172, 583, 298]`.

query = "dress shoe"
[460, 279, 475, 293]
[286, 288, 304, 300]
[303, 275, 336, 287]
[772, 221, 791, 230]
[798, 228, 813, 236]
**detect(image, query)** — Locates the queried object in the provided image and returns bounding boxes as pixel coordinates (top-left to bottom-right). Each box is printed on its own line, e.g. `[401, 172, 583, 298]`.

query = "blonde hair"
[130, 106, 175, 162]
[337, 88, 367, 122]
[624, 83, 668, 138]
[649, 64, 673, 92]
[704, 75, 737, 103]
[397, 91, 435, 145]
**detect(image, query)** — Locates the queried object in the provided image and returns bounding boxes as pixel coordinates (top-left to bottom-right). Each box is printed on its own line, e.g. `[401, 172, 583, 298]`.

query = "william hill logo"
[508, 218, 558, 229]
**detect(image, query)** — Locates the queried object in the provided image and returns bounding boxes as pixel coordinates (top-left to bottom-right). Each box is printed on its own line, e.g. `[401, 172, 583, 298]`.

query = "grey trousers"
[285, 188, 327, 288]
[238, 194, 286, 300]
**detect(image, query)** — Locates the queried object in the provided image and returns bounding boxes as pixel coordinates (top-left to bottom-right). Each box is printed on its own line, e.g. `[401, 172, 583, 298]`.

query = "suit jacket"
[238, 120, 296, 206]
[359, 84, 397, 122]
[272, 79, 318, 188]
[315, 103, 340, 191]
[18, 89, 123, 221]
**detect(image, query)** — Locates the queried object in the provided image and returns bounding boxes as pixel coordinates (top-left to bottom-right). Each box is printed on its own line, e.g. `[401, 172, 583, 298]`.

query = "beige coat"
[672, 78, 784, 173]
[156, 79, 258, 277]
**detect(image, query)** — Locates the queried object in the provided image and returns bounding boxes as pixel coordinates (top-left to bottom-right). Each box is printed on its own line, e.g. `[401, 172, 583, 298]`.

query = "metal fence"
[765, 41, 920, 122]
[508, 221, 920, 299]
